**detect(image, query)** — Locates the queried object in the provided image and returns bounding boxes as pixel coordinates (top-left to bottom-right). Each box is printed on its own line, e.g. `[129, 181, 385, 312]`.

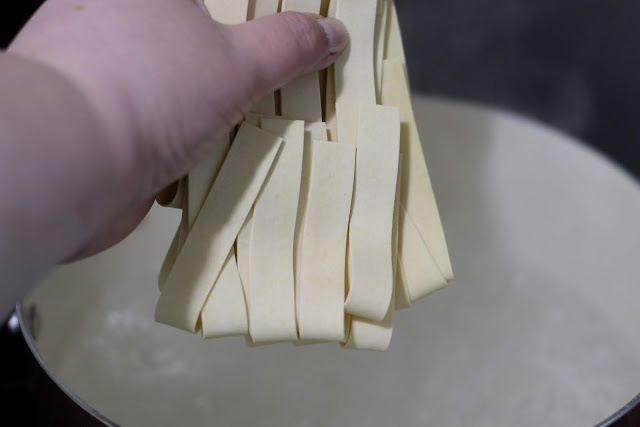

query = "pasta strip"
[279, 0, 323, 122]
[155, 124, 282, 332]
[297, 141, 355, 341]
[343, 154, 402, 350]
[187, 135, 231, 227]
[204, 0, 249, 25]
[374, 0, 388, 100]
[247, 0, 279, 114]
[384, 0, 406, 62]
[345, 104, 400, 321]
[248, 119, 305, 342]
[381, 58, 453, 287]
[334, 0, 378, 143]
[399, 206, 447, 301]
[200, 248, 248, 337]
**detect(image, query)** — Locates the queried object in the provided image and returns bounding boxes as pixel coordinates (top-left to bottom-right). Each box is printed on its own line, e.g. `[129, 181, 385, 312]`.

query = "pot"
[19, 96, 640, 426]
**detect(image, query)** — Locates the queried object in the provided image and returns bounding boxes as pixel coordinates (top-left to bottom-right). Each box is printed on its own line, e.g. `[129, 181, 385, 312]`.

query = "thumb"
[223, 12, 349, 108]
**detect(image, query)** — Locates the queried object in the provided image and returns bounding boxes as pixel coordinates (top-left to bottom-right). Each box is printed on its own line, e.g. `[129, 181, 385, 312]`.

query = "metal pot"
[19, 97, 640, 426]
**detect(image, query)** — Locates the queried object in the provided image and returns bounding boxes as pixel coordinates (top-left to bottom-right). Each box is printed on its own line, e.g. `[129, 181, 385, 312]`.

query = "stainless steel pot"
[19, 97, 640, 427]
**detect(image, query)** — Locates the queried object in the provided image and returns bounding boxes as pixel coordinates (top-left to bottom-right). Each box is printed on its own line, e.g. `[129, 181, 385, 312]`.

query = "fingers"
[224, 12, 348, 107]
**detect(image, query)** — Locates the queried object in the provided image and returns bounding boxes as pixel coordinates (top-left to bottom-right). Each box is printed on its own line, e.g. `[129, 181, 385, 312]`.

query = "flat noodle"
[343, 155, 402, 351]
[280, 0, 323, 123]
[248, 119, 304, 342]
[399, 206, 447, 301]
[305, 122, 328, 141]
[158, 225, 180, 291]
[281, 0, 321, 12]
[247, 0, 280, 20]
[334, 0, 378, 143]
[395, 251, 412, 310]
[154, 0, 452, 351]
[204, 0, 249, 24]
[297, 141, 355, 341]
[244, 112, 275, 127]
[374, 0, 388, 101]
[382, 58, 453, 286]
[384, 0, 406, 62]
[295, 123, 326, 306]
[325, 65, 338, 141]
[158, 186, 188, 292]
[187, 135, 231, 227]
[346, 104, 400, 321]
[155, 124, 282, 332]
[394, 155, 412, 310]
[236, 211, 252, 303]
[200, 248, 248, 338]
[327, 0, 337, 17]
[247, 0, 279, 114]
[290, 123, 328, 347]
[325, 1, 338, 140]
[342, 291, 394, 351]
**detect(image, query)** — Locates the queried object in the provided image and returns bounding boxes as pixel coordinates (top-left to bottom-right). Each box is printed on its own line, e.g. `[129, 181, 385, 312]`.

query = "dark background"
[3, 1, 640, 180]
[4, 0, 639, 179]
[1, 1, 640, 424]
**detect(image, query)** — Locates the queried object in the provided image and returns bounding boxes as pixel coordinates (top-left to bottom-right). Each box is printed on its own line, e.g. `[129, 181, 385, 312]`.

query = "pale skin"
[0, 0, 348, 318]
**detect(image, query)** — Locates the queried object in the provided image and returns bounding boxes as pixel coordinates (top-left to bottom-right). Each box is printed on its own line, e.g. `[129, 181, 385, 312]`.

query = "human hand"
[9, 0, 347, 257]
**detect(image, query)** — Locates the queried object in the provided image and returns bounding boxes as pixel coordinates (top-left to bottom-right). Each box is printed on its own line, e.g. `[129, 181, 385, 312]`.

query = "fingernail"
[316, 17, 349, 54]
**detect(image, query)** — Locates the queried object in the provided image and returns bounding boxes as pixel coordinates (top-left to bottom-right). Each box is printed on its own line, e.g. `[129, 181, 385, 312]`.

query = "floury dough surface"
[26, 97, 640, 427]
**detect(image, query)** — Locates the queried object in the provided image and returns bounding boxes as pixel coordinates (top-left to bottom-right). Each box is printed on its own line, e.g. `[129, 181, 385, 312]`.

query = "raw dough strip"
[393, 154, 411, 310]
[156, 178, 185, 209]
[248, 119, 305, 342]
[248, 0, 280, 20]
[244, 112, 276, 127]
[204, 0, 249, 24]
[325, 0, 338, 140]
[293, 122, 327, 342]
[279, 0, 324, 123]
[343, 154, 402, 350]
[345, 104, 400, 321]
[158, 225, 180, 291]
[325, 65, 337, 141]
[374, 0, 388, 101]
[393, 155, 411, 310]
[398, 205, 447, 301]
[384, 0, 406, 62]
[394, 259, 412, 309]
[247, 113, 328, 139]
[155, 123, 282, 332]
[305, 122, 328, 141]
[236, 212, 252, 303]
[237, 117, 326, 315]
[342, 290, 394, 351]
[334, 0, 378, 144]
[200, 247, 248, 338]
[158, 189, 190, 292]
[382, 58, 453, 284]
[297, 140, 355, 341]
[247, 0, 280, 114]
[187, 135, 231, 227]
[328, 0, 337, 17]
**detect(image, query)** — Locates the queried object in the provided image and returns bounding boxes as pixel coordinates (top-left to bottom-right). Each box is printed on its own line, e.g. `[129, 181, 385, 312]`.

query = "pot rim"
[17, 302, 117, 427]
